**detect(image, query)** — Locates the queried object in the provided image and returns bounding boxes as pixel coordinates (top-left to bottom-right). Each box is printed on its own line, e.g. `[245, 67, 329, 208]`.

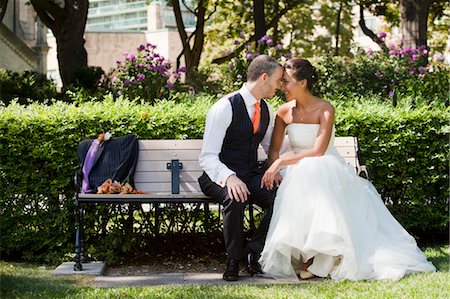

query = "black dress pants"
[198, 171, 275, 261]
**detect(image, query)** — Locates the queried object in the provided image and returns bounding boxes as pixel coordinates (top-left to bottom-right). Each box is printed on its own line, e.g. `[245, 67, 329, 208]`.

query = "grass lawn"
[1, 245, 448, 299]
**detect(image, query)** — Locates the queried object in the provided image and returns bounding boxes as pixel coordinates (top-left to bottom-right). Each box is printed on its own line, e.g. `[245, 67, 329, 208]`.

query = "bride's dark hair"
[284, 58, 318, 91]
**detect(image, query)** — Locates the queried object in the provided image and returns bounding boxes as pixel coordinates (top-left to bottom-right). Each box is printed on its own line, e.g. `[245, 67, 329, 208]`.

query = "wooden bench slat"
[136, 160, 203, 172]
[134, 171, 203, 183]
[134, 182, 202, 193]
[138, 150, 203, 161]
[138, 140, 203, 150]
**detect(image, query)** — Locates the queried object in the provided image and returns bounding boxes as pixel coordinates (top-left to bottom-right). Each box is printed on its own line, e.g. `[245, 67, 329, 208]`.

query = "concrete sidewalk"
[94, 272, 321, 288]
[53, 262, 322, 288]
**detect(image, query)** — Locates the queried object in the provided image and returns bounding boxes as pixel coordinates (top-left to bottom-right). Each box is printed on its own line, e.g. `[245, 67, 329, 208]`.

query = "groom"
[198, 55, 284, 281]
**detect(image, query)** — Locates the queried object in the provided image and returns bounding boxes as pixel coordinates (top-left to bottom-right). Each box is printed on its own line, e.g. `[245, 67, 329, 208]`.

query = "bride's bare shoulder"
[276, 100, 296, 115]
[318, 99, 335, 113]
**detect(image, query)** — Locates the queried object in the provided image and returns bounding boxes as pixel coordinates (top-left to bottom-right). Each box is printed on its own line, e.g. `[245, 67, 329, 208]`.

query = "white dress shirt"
[199, 84, 276, 187]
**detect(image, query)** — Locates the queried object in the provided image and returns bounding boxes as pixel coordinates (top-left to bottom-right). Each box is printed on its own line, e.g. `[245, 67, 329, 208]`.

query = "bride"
[258, 58, 436, 281]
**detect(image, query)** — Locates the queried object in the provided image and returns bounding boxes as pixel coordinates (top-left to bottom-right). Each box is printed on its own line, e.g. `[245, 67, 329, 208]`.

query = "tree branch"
[358, 3, 389, 52]
[212, 0, 303, 65]
[30, 0, 64, 31]
[205, 2, 217, 22]
[212, 35, 258, 65]
[171, 0, 188, 43]
[0, 0, 8, 23]
[181, 0, 196, 15]
[265, 0, 302, 29]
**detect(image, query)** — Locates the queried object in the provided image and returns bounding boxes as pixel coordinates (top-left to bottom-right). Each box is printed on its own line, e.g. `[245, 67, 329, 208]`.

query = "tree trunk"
[212, 0, 302, 65]
[359, 4, 388, 53]
[31, 0, 88, 87]
[0, 0, 8, 22]
[272, 0, 279, 45]
[55, 6, 88, 86]
[172, 0, 208, 83]
[400, 0, 431, 49]
[334, 1, 342, 56]
[189, 2, 206, 79]
[254, 0, 266, 42]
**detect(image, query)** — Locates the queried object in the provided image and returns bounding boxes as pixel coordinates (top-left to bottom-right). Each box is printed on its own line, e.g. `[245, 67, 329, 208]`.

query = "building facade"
[0, 0, 48, 73]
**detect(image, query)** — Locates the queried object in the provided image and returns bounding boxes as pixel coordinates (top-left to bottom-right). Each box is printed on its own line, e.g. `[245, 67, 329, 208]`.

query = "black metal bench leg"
[79, 207, 88, 263]
[155, 203, 160, 236]
[74, 206, 83, 271]
[248, 203, 256, 234]
[204, 202, 210, 232]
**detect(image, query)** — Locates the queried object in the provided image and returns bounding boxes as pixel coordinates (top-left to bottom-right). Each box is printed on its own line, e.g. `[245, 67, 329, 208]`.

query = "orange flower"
[120, 183, 134, 194]
[109, 180, 122, 194]
[97, 178, 112, 194]
[97, 178, 145, 194]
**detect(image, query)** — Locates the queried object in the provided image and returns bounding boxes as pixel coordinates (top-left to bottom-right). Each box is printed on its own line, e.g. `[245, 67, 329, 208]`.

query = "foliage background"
[0, 94, 448, 263]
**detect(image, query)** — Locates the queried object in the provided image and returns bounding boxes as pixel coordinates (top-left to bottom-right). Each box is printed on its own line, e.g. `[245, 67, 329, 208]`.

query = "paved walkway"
[94, 272, 321, 288]
[53, 262, 322, 288]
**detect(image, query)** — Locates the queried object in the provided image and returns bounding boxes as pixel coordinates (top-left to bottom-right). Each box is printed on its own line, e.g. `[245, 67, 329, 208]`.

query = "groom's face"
[261, 66, 284, 99]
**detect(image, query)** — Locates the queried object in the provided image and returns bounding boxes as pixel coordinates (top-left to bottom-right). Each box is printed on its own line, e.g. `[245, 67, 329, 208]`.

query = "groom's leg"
[246, 173, 276, 255]
[198, 172, 246, 261]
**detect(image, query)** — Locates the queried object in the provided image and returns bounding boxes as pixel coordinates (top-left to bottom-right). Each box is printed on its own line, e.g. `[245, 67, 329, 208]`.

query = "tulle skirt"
[259, 154, 436, 281]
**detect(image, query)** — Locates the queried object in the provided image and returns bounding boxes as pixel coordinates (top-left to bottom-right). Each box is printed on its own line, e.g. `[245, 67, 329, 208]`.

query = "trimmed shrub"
[0, 69, 58, 105]
[0, 94, 448, 263]
[314, 49, 449, 103]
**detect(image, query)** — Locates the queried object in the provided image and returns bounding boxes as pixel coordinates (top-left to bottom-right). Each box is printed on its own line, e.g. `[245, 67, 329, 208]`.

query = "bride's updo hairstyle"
[284, 58, 318, 91]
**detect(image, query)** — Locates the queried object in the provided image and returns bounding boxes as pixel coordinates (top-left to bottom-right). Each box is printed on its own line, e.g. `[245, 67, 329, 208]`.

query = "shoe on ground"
[223, 258, 239, 281]
[299, 270, 315, 279]
[246, 251, 264, 276]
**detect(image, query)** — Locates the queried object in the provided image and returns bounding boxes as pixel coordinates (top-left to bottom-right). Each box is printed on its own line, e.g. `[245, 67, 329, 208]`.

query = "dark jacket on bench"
[77, 134, 139, 193]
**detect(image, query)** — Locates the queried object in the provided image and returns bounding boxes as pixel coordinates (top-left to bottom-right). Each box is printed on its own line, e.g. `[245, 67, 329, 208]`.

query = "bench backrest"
[134, 138, 362, 194]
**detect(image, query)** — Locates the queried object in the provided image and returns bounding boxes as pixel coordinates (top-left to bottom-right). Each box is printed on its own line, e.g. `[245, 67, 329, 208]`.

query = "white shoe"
[299, 270, 315, 279]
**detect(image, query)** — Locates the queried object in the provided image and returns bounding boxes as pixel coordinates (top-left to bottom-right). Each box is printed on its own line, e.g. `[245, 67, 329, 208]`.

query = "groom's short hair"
[247, 55, 281, 82]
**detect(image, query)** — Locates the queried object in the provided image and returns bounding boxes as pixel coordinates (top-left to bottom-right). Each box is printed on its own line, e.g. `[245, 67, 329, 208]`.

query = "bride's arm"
[260, 106, 288, 189]
[268, 114, 287, 165]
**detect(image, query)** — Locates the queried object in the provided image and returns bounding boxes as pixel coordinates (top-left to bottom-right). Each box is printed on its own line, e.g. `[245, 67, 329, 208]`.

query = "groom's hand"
[226, 175, 250, 202]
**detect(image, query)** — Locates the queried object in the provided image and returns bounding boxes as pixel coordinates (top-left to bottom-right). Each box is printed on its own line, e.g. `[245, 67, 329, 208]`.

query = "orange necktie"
[252, 101, 261, 134]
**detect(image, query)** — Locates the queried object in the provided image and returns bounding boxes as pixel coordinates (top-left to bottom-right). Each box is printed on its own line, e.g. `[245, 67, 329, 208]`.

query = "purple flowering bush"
[316, 34, 449, 103]
[221, 34, 290, 93]
[112, 43, 185, 102]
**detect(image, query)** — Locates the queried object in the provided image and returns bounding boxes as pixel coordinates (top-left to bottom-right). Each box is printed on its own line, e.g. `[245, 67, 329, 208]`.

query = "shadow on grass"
[0, 273, 81, 298]
[426, 245, 450, 272]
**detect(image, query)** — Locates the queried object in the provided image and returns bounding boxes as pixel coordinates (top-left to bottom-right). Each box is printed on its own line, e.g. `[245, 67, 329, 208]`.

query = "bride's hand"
[261, 159, 282, 190]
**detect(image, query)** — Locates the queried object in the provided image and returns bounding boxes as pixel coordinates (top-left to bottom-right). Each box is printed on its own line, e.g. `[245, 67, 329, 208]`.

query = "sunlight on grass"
[1, 245, 448, 299]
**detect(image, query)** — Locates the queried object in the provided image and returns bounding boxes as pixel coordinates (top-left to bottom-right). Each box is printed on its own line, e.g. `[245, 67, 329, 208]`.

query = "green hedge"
[0, 94, 448, 263]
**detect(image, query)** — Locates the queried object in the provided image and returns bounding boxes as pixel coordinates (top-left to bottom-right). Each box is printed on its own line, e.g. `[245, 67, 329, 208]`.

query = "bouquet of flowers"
[97, 178, 144, 194]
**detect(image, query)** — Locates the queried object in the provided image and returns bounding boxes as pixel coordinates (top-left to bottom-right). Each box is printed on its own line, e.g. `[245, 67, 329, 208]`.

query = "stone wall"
[0, 23, 38, 72]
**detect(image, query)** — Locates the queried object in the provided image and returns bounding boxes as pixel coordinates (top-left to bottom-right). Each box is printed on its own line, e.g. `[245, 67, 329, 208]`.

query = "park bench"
[73, 137, 369, 271]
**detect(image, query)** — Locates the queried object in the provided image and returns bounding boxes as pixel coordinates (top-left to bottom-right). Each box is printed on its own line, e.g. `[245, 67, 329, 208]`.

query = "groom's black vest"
[219, 93, 270, 179]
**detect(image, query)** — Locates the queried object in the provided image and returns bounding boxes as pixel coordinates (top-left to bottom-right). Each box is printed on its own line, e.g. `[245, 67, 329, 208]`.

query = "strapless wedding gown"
[259, 124, 435, 281]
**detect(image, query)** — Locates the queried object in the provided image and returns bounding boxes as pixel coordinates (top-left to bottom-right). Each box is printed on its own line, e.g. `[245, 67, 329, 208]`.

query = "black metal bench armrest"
[357, 165, 370, 180]
[74, 170, 82, 189]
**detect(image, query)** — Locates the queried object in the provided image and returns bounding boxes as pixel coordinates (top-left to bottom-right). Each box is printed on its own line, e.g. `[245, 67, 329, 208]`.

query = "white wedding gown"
[259, 124, 436, 281]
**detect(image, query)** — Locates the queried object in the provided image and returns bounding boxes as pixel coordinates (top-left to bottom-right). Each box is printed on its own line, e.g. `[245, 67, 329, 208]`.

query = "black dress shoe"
[246, 252, 263, 276]
[223, 259, 239, 281]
